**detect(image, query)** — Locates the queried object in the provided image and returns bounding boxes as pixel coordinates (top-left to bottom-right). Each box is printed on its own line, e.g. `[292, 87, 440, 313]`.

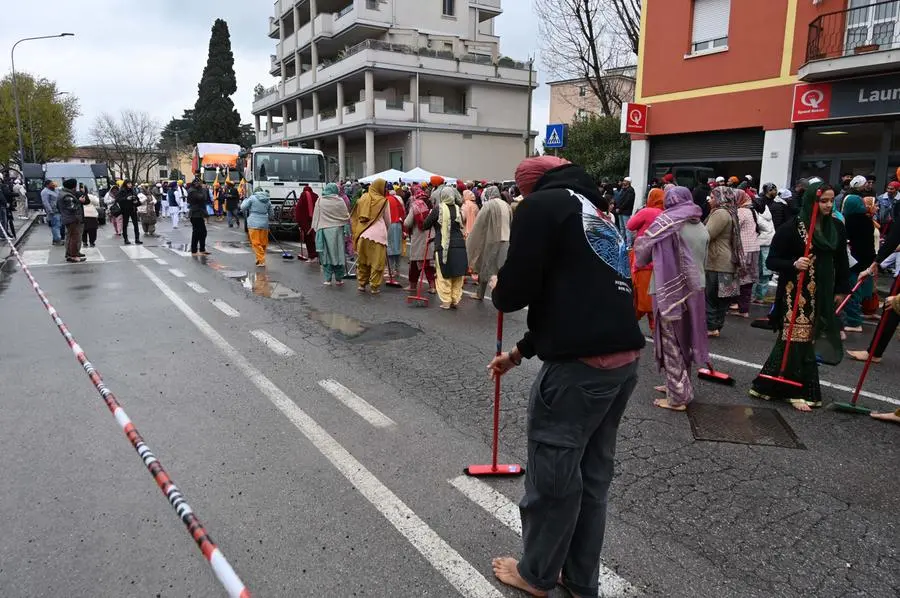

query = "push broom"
[832, 274, 900, 414]
[757, 200, 819, 390]
[464, 312, 524, 477]
[698, 361, 735, 385]
[406, 231, 432, 308]
[268, 230, 295, 261]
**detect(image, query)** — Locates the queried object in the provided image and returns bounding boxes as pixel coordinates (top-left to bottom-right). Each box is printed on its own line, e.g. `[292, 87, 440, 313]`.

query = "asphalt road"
[1, 216, 897, 598]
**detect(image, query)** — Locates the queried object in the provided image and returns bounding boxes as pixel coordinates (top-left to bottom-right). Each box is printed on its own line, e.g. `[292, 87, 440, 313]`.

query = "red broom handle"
[778, 201, 819, 374]
[850, 274, 900, 404]
[491, 312, 504, 472]
[835, 278, 865, 315]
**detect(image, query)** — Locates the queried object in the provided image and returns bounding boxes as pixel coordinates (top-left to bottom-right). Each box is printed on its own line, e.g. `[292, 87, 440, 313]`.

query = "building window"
[690, 0, 730, 54]
[443, 0, 455, 17]
[578, 86, 586, 97]
[576, 108, 588, 121]
[159, 169, 168, 179]
[389, 150, 404, 171]
[366, 0, 378, 8]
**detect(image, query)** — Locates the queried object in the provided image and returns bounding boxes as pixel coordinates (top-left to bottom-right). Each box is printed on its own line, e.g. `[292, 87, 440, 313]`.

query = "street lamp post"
[10, 33, 74, 166]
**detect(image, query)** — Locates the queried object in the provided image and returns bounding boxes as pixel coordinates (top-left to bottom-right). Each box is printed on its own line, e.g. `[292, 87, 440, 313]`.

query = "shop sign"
[792, 74, 900, 122]
[620, 103, 648, 134]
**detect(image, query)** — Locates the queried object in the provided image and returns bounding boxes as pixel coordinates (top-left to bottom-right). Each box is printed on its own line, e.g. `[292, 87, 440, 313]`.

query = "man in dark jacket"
[58, 178, 89, 262]
[186, 178, 210, 255]
[0, 173, 16, 239]
[117, 180, 142, 245]
[613, 176, 636, 239]
[770, 188, 793, 231]
[224, 180, 241, 228]
[692, 180, 711, 221]
[487, 156, 644, 598]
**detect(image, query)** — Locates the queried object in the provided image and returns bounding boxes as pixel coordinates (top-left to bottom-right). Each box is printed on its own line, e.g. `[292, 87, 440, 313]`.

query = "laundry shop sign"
[792, 73, 900, 122]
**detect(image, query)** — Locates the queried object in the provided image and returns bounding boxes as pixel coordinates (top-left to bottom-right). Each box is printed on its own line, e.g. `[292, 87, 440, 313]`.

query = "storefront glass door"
[838, 158, 878, 178]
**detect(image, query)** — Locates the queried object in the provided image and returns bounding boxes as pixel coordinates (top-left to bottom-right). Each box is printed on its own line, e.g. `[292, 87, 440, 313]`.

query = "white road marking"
[211, 299, 240, 318]
[449, 476, 639, 597]
[644, 337, 900, 407]
[250, 330, 296, 357]
[21, 249, 50, 266]
[318, 379, 396, 428]
[155, 258, 168, 265]
[215, 245, 252, 255]
[119, 245, 158, 260]
[168, 247, 194, 257]
[82, 247, 105, 263]
[137, 264, 502, 598]
[169, 268, 186, 278]
[185, 281, 208, 294]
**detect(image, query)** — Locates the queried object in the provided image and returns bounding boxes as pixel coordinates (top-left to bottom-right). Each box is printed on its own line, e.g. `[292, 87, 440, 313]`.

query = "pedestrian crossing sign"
[545, 124, 565, 149]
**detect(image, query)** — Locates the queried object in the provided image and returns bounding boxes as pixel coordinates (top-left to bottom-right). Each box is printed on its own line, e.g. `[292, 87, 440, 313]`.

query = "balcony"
[420, 104, 478, 127]
[269, 16, 280, 39]
[343, 101, 366, 125]
[375, 99, 415, 122]
[470, 0, 502, 19]
[254, 85, 280, 111]
[269, 54, 281, 76]
[282, 31, 298, 58]
[800, 0, 900, 81]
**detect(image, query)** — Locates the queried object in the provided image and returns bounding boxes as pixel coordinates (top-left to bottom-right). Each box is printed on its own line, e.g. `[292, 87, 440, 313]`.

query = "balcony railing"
[806, 0, 900, 62]
[338, 38, 531, 70]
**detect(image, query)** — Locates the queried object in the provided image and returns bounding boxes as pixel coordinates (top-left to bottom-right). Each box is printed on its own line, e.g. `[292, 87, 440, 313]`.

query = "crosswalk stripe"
[169, 268, 186, 278]
[21, 249, 50, 266]
[318, 379, 396, 428]
[185, 281, 208, 294]
[119, 246, 158, 260]
[168, 247, 193, 257]
[82, 247, 105, 263]
[250, 330, 296, 357]
[214, 245, 252, 255]
[155, 258, 168, 265]
[211, 299, 240, 317]
[448, 475, 639, 597]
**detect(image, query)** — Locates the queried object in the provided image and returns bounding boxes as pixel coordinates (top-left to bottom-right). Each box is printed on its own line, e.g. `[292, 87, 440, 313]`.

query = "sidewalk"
[1, 213, 41, 262]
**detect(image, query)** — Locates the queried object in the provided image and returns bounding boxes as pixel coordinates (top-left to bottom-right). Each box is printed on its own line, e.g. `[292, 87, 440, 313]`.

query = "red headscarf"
[514, 156, 570, 197]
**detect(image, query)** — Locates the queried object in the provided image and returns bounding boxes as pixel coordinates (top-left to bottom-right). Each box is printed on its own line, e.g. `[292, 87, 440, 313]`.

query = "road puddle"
[308, 310, 419, 343]
[238, 272, 301, 299]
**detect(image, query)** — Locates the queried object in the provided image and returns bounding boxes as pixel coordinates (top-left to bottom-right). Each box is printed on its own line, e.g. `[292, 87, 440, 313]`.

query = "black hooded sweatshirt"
[492, 164, 646, 361]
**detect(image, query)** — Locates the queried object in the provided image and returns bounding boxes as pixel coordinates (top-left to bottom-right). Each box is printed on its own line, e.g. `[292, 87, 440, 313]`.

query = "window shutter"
[691, 0, 731, 45]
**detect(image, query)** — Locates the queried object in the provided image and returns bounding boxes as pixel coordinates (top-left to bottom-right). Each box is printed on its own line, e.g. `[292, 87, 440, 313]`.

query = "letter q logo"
[801, 89, 825, 109]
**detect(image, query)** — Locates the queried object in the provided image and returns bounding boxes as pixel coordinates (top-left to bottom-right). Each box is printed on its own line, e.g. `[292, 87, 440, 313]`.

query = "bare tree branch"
[535, 0, 640, 117]
[90, 110, 161, 182]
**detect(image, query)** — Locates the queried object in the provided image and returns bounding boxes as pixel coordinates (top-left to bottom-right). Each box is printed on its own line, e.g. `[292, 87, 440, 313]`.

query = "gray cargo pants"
[517, 359, 638, 596]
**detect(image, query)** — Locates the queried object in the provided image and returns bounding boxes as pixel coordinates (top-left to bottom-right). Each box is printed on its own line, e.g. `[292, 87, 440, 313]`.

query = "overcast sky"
[2, 0, 549, 148]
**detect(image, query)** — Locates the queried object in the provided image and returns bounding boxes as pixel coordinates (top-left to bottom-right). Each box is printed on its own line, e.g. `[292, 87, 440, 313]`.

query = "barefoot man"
[488, 156, 645, 597]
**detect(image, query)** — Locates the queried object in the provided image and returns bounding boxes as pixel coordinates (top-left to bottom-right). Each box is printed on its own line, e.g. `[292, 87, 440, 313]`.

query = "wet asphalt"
[0, 217, 897, 598]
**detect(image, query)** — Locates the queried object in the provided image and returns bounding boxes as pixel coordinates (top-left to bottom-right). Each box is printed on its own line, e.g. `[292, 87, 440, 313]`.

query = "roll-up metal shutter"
[650, 129, 764, 163]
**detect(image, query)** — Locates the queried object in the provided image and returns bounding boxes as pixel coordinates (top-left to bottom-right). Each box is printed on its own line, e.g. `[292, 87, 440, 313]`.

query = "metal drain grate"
[686, 403, 806, 449]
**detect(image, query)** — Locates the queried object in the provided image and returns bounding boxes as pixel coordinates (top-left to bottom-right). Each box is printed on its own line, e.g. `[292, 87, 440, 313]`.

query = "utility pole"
[525, 57, 534, 158]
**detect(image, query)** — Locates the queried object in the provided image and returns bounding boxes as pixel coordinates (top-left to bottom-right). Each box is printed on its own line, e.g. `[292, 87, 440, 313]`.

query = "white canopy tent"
[401, 167, 456, 185]
[359, 169, 406, 184]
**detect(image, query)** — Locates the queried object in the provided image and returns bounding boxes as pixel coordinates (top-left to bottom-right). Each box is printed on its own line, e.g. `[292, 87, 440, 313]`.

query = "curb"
[2, 214, 41, 262]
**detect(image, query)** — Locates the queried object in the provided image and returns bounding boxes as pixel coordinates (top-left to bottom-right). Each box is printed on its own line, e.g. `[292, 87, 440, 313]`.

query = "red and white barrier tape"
[0, 223, 250, 598]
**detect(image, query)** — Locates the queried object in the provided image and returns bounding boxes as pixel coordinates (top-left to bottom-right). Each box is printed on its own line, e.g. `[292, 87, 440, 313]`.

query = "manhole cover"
[686, 403, 805, 449]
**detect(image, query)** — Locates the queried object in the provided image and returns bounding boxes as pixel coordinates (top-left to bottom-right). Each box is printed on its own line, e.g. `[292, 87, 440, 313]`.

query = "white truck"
[245, 146, 327, 235]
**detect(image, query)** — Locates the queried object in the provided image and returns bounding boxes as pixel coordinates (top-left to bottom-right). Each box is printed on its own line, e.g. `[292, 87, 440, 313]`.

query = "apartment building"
[252, 0, 537, 181]
[548, 67, 636, 124]
[629, 0, 900, 197]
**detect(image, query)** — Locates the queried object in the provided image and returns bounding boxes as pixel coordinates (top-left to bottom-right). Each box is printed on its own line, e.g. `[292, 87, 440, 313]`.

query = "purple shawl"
[634, 186, 710, 368]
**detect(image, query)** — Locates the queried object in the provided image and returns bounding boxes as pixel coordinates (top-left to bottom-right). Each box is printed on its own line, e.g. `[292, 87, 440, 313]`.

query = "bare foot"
[707, 330, 720, 338]
[491, 558, 548, 597]
[870, 411, 900, 424]
[847, 350, 880, 363]
[654, 385, 667, 393]
[654, 398, 687, 412]
[789, 399, 813, 412]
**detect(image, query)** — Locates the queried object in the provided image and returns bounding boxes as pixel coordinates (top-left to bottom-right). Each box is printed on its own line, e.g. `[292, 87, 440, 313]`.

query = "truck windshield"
[255, 153, 325, 183]
[202, 168, 240, 184]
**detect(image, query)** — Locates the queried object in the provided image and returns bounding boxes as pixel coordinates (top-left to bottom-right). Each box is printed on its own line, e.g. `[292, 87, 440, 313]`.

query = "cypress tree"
[192, 19, 241, 144]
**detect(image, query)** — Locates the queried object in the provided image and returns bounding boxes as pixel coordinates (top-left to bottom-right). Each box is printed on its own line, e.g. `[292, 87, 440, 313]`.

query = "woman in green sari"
[750, 180, 850, 412]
